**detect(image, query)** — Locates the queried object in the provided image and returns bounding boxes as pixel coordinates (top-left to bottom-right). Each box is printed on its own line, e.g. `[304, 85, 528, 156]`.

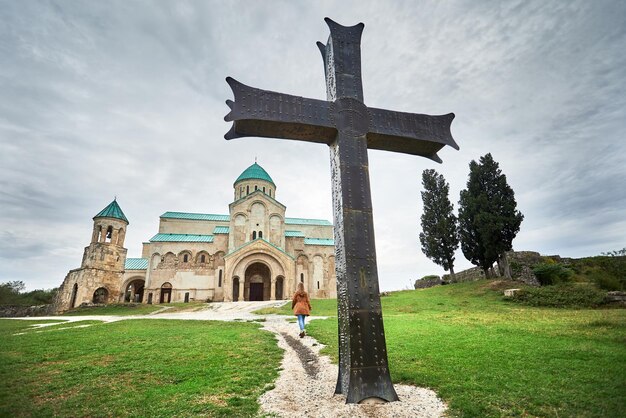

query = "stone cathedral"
[55, 163, 336, 312]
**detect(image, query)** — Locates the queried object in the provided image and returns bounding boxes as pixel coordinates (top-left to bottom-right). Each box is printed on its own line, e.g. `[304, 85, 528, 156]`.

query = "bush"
[420, 275, 440, 281]
[510, 284, 607, 308]
[532, 263, 574, 286]
[593, 275, 622, 291]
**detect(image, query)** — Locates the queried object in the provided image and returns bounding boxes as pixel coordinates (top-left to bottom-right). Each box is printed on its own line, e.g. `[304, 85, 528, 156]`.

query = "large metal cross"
[224, 18, 458, 404]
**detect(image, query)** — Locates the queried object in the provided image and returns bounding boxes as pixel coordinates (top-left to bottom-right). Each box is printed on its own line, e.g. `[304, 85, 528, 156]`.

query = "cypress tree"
[419, 169, 459, 279]
[458, 154, 524, 278]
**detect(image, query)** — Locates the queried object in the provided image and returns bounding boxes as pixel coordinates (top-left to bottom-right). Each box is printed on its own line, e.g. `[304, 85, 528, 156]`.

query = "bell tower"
[54, 199, 129, 312]
[82, 199, 129, 270]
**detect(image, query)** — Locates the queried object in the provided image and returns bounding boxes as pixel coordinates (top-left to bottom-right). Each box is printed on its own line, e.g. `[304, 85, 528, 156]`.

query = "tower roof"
[234, 163, 275, 186]
[94, 199, 129, 223]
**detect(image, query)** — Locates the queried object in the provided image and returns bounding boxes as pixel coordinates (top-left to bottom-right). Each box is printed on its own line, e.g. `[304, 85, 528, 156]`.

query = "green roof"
[213, 226, 230, 234]
[161, 212, 230, 221]
[159, 212, 332, 226]
[285, 217, 333, 226]
[94, 199, 128, 223]
[125, 258, 148, 270]
[149, 233, 214, 243]
[234, 163, 275, 186]
[285, 230, 305, 238]
[304, 238, 335, 246]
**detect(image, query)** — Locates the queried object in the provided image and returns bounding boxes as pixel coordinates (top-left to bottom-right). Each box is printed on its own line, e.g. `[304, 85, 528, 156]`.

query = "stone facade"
[54, 163, 337, 312]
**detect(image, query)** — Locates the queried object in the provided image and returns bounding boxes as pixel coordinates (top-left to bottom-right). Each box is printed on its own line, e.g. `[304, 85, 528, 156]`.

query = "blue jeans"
[297, 314, 306, 331]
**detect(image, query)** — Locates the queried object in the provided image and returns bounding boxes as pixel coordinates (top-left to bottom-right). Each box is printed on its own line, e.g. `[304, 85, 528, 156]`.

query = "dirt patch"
[195, 393, 228, 407]
[280, 332, 319, 377]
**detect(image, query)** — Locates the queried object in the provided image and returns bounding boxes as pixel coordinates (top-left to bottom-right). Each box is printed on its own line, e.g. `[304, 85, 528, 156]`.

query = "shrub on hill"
[532, 262, 573, 286]
[510, 283, 607, 308]
[569, 256, 625, 291]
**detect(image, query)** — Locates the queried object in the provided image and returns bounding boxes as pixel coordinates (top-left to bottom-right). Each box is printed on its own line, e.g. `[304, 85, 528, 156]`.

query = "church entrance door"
[249, 283, 264, 301]
[160, 282, 172, 303]
[244, 262, 271, 301]
[160, 289, 171, 303]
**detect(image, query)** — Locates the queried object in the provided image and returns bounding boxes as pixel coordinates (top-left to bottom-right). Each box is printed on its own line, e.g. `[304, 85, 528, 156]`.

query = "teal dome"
[234, 163, 275, 186]
[94, 199, 129, 223]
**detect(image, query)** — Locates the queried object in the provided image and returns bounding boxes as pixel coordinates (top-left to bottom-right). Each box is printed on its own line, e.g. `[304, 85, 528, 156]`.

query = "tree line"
[0, 281, 57, 306]
[419, 153, 524, 280]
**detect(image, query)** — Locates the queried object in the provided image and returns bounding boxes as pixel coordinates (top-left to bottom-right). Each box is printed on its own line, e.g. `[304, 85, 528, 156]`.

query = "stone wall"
[444, 267, 487, 283]
[441, 251, 543, 286]
[0, 304, 53, 318]
[414, 276, 444, 289]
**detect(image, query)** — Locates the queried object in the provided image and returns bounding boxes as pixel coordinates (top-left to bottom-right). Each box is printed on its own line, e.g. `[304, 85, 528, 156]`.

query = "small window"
[263, 186, 266, 193]
[317, 281, 320, 289]
[201, 255, 206, 263]
[183, 254, 189, 263]
[246, 185, 249, 194]
[300, 273, 304, 283]
[269, 189, 272, 197]
[252, 231, 257, 240]
[259, 231, 263, 238]
[218, 270, 223, 287]
[255, 185, 258, 191]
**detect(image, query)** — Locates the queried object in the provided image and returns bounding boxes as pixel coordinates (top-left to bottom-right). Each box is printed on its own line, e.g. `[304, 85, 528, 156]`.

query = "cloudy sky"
[1, 0, 625, 291]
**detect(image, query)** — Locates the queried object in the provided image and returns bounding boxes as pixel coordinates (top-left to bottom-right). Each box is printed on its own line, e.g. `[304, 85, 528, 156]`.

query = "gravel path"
[9, 302, 447, 417]
[260, 317, 447, 418]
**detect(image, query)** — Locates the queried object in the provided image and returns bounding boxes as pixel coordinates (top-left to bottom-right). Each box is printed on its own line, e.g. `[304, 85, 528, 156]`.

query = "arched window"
[246, 185, 249, 194]
[218, 270, 223, 287]
[255, 185, 258, 191]
[200, 254, 206, 263]
[105, 226, 113, 243]
[258, 231, 263, 238]
[117, 227, 125, 245]
[240, 186, 243, 197]
[263, 186, 266, 193]
[183, 254, 189, 263]
[252, 231, 257, 240]
[317, 281, 320, 289]
[269, 189, 272, 197]
[300, 273, 304, 283]
[70, 283, 78, 308]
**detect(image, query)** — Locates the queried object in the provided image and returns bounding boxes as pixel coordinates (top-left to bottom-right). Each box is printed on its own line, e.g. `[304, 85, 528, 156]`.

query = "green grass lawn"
[303, 281, 626, 417]
[0, 319, 281, 417]
[2, 281, 624, 417]
[61, 301, 208, 316]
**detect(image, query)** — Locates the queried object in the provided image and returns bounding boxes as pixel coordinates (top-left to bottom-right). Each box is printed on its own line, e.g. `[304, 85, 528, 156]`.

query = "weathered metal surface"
[224, 17, 459, 404]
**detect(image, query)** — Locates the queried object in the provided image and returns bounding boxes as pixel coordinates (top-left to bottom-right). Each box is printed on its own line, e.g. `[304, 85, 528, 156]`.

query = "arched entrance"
[124, 279, 145, 303]
[275, 276, 284, 300]
[93, 287, 108, 304]
[245, 262, 271, 301]
[160, 282, 172, 303]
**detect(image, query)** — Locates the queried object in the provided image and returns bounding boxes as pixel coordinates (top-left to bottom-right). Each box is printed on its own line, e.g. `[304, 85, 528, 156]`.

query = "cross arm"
[366, 108, 459, 163]
[224, 77, 337, 145]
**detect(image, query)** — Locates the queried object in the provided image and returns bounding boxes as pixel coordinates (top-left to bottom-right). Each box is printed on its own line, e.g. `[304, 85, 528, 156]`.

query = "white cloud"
[1, 0, 625, 291]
